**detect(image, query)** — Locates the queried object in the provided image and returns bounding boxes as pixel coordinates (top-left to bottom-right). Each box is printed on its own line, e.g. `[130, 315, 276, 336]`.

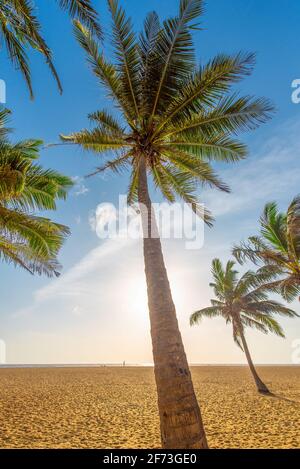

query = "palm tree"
[61, 0, 273, 448]
[190, 259, 298, 394]
[0, 0, 101, 98]
[233, 197, 300, 302]
[0, 108, 73, 275]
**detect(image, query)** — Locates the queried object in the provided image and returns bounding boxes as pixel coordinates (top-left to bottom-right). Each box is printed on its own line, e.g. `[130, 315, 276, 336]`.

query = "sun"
[125, 270, 185, 318]
[126, 275, 148, 316]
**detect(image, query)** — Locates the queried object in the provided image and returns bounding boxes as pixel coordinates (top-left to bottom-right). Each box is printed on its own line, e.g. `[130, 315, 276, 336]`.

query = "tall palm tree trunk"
[137, 156, 208, 449]
[236, 319, 270, 394]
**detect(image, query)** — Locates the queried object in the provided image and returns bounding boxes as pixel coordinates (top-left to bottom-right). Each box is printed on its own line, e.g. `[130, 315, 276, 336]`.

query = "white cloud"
[34, 237, 135, 304]
[72, 176, 89, 196]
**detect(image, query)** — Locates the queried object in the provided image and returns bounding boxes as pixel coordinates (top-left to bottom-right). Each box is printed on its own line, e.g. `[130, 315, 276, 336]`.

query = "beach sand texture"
[0, 366, 299, 448]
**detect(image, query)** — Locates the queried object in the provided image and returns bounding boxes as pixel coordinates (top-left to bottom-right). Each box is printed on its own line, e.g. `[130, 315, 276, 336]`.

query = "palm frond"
[190, 306, 222, 325]
[138, 11, 161, 116]
[164, 134, 247, 163]
[241, 313, 285, 337]
[164, 95, 274, 138]
[87, 151, 132, 177]
[0, 234, 61, 276]
[127, 160, 140, 205]
[73, 20, 134, 123]
[246, 300, 298, 318]
[60, 128, 130, 153]
[88, 110, 125, 135]
[287, 194, 300, 258]
[150, 0, 204, 119]
[260, 202, 288, 254]
[0, 108, 12, 138]
[0, 10, 33, 98]
[152, 164, 175, 203]
[233, 197, 300, 302]
[276, 275, 300, 303]
[155, 52, 256, 134]
[240, 314, 269, 334]
[108, 0, 140, 119]
[158, 163, 214, 225]
[58, 0, 102, 38]
[163, 149, 230, 192]
[0, 0, 62, 97]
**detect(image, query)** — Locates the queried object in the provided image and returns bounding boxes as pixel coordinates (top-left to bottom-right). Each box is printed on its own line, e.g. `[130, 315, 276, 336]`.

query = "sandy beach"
[0, 366, 299, 449]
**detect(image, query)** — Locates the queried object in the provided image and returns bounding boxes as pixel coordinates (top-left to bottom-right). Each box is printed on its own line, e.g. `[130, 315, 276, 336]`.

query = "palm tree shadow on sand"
[259, 391, 300, 405]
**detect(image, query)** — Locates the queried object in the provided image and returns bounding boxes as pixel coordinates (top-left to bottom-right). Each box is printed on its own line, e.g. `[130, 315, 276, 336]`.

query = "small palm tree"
[0, 0, 101, 98]
[0, 108, 73, 275]
[233, 197, 300, 302]
[190, 259, 298, 394]
[61, 0, 273, 448]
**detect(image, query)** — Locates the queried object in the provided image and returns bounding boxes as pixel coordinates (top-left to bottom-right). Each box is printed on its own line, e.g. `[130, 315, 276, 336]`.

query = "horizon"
[1, 363, 299, 368]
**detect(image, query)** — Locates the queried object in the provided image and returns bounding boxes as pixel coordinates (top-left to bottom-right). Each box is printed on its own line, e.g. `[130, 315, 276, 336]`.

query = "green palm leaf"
[58, 0, 102, 38]
[150, 0, 204, 119]
[190, 306, 222, 325]
[0, 0, 101, 97]
[155, 52, 257, 134]
[233, 197, 300, 302]
[108, 0, 140, 119]
[0, 110, 73, 276]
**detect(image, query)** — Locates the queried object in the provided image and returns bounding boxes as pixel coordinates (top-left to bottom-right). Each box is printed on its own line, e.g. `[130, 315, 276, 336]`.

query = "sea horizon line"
[0, 363, 298, 369]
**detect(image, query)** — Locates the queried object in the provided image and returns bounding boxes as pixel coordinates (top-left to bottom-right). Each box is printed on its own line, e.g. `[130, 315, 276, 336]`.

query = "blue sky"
[1, 0, 300, 364]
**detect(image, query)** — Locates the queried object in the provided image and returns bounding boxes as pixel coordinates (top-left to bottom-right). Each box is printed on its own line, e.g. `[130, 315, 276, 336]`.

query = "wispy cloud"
[35, 238, 135, 304]
[72, 176, 89, 196]
[203, 119, 300, 217]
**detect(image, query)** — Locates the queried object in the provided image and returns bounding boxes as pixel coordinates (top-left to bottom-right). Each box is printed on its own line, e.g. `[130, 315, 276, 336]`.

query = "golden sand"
[0, 366, 299, 448]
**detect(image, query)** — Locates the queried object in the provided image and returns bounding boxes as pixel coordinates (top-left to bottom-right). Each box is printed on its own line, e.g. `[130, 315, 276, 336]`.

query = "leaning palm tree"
[233, 197, 300, 302]
[61, 0, 273, 448]
[0, 0, 101, 98]
[0, 108, 73, 275]
[190, 259, 298, 394]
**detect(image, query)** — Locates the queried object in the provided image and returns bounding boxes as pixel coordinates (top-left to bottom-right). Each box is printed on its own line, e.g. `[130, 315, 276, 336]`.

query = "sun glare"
[126, 276, 148, 316]
[125, 270, 186, 319]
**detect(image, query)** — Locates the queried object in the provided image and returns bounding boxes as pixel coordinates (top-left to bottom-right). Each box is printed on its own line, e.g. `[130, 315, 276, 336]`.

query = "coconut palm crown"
[233, 197, 300, 302]
[0, 108, 73, 276]
[190, 259, 298, 392]
[0, 0, 101, 98]
[61, 0, 273, 222]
